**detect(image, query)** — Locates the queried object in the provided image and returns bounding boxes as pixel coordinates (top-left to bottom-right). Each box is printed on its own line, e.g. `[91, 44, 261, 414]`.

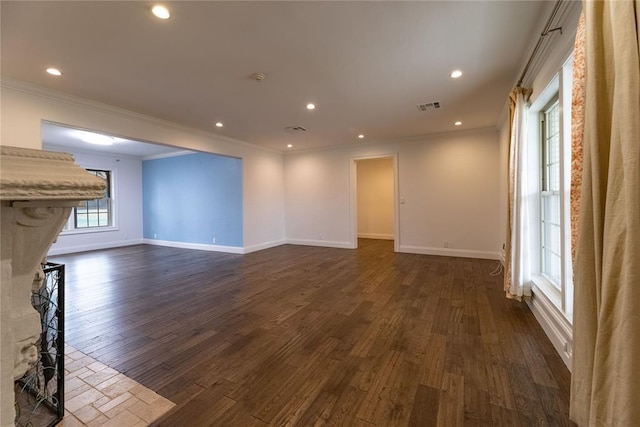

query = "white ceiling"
[41, 122, 188, 159]
[2, 1, 552, 153]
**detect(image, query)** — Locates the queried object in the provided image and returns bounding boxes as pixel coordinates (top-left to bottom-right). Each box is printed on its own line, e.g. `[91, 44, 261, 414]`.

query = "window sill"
[59, 226, 120, 236]
[531, 274, 562, 309]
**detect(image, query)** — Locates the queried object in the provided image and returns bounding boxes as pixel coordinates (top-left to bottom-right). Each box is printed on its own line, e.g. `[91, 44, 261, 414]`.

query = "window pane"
[88, 213, 99, 227]
[541, 99, 561, 289]
[545, 102, 560, 192]
[549, 162, 560, 191]
[72, 169, 112, 229]
[98, 213, 109, 226]
[76, 215, 88, 228]
[548, 195, 560, 224]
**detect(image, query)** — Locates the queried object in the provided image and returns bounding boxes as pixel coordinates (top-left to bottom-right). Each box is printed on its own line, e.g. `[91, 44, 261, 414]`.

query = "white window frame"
[528, 54, 574, 323]
[61, 168, 118, 235]
[540, 98, 562, 287]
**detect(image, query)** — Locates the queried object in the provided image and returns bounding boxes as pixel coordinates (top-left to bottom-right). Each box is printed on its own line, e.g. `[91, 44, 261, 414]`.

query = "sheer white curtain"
[504, 87, 534, 300]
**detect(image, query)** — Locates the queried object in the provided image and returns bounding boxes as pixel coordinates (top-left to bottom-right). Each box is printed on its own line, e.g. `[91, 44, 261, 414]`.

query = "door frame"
[349, 153, 399, 252]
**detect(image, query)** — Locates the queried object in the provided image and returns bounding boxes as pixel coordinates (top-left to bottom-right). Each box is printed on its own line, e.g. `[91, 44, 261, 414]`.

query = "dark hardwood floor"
[50, 239, 573, 426]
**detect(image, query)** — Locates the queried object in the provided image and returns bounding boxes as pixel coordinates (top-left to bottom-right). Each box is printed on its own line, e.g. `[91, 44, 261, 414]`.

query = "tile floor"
[59, 345, 175, 426]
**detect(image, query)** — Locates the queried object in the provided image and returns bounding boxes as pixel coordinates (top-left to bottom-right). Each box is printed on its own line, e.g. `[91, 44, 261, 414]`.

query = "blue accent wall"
[143, 152, 243, 247]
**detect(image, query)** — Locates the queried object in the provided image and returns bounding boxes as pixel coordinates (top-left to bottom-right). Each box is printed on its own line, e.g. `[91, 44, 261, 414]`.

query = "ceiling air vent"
[285, 126, 308, 133]
[416, 101, 441, 111]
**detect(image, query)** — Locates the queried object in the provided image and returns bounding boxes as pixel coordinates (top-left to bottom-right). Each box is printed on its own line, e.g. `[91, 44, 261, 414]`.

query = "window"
[63, 169, 113, 231]
[527, 53, 574, 322]
[541, 99, 561, 287]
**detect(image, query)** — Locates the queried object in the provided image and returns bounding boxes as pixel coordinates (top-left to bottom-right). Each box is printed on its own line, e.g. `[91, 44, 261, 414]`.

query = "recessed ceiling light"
[287, 144, 293, 148]
[450, 70, 463, 79]
[358, 134, 365, 139]
[250, 72, 266, 82]
[215, 122, 223, 128]
[454, 121, 462, 126]
[46, 68, 62, 76]
[152, 5, 170, 19]
[306, 103, 316, 110]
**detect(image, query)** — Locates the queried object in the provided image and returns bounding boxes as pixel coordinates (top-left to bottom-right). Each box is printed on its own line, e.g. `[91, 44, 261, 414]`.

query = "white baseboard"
[527, 284, 573, 370]
[398, 245, 501, 260]
[143, 239, 244, 254]
[285, 239, 354, 249]
[47, 238, 144, 256]
[243, 239, 286, 254]
[357, 233, 394, 240]
[49, 238, 286, 256]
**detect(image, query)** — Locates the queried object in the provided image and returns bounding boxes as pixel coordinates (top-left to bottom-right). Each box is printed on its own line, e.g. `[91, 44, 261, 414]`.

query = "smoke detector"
[250, 72, 266, 82]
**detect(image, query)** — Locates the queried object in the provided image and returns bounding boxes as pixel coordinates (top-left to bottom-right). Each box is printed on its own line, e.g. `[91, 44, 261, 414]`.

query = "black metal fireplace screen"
[14, 262, 65, 427]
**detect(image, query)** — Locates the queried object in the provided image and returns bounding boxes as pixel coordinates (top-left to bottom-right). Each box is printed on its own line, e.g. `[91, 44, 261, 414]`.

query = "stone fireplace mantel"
[1, 146, 106, 427]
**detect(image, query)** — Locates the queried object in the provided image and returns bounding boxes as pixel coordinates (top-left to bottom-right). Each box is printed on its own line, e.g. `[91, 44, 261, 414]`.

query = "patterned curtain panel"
[504, 86, 532, 300]
[570, 1, 640, 425]
[570, 12, 586, 265]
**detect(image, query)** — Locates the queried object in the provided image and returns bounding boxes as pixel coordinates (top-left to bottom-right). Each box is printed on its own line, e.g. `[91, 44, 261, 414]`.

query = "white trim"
[43, 142, 145, 162]
[143, 239, 244, 254]
[398, 245, 500, 260]
[59, 226, 120, 236]
[141, 150, 196, 161]
[285, 239, 354, 249]
[243, 239, 286, 254]
[531, 274, 562, 308]
[47, 238, 144, 256]
[49, 238, 285, 256]
[286, 126, 498, 155]
[357, 233, 394, 240]
[350, 153, 399, 253]
[528, 283, 573, 370]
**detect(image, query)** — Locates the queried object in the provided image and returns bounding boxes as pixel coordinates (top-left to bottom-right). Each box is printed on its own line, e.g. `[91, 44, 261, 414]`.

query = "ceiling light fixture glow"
[450, 70, 463, 78]
[454, 121, 462, 126]
[152, 5, 170, 19]
[215, 122, 223, 128]
[287, 144, 293, 148]
[358, 134, 365, 139]
[306, 103, 316, 110]
[80, 132, 115, 146]
[46, 68, 62, 76]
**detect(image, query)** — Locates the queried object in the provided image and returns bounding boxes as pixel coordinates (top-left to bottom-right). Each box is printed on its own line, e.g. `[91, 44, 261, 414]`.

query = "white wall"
[357, 158, 394, 240]
[0, 81, 286, 252]
[284, 148, 352, 247]
[285, 129, 502, 259]
[45, 147, 143, 255]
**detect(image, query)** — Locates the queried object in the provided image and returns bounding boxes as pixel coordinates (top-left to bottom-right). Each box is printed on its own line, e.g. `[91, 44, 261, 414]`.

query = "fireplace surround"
[1, 146, 105, 427]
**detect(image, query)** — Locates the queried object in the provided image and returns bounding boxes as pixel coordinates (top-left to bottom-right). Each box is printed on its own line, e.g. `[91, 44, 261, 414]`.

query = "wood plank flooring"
[50, 239, 574, 426]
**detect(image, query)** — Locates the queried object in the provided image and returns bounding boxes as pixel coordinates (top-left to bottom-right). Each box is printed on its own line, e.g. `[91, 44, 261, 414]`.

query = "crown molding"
[141, 150, 200, 161]
[284, 126, 499, 156]
[0, 77, 283, 155]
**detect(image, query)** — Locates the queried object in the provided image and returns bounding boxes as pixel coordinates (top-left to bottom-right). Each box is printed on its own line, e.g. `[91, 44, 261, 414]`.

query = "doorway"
[351, 155, 399, 252]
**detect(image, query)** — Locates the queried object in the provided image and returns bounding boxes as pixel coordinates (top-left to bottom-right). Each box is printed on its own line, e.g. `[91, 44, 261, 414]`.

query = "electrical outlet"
[154, 233, 157, 239]
[443, 241, 449, 248]
[212, 237, 216, 244]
